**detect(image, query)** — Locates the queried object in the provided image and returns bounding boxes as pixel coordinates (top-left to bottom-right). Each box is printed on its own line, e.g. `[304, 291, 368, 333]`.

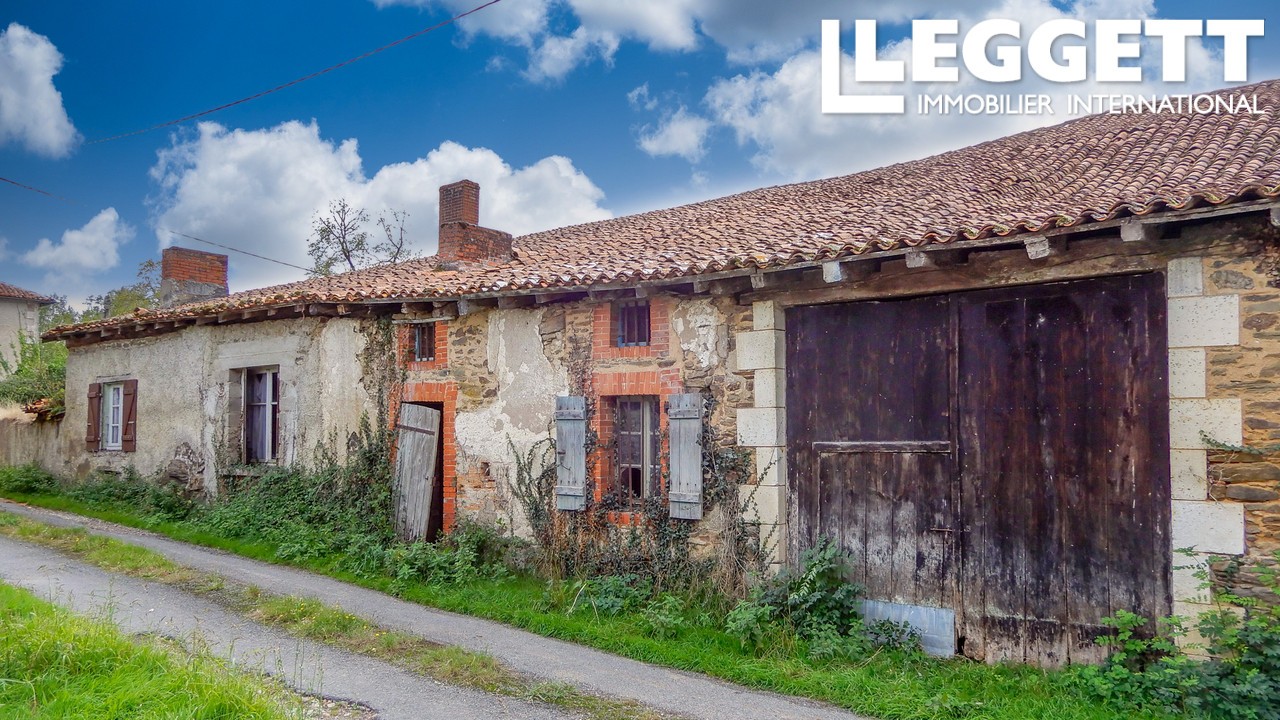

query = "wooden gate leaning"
[786, 273, 1171, 665]
[394, 403, 442, 541]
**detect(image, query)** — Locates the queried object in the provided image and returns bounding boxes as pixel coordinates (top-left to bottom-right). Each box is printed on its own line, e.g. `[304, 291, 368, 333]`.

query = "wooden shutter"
[667, 393, 704, 520]
[554, 396, 587, 511]
[86, 383, 102, 451]
[121, 379, 138, 453]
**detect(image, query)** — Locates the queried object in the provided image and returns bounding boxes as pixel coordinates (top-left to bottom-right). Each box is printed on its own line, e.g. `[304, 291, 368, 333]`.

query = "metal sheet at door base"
[861, 599, 956, 657]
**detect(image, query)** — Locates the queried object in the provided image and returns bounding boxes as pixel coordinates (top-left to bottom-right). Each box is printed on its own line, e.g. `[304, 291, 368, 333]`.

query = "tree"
[307, 199, 415, 276]
[84, 259, 160, 319]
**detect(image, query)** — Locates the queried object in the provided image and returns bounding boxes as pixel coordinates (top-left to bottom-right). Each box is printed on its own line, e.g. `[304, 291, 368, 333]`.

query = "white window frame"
[243, 368, 280, 463]
[101, 382, 125, 451]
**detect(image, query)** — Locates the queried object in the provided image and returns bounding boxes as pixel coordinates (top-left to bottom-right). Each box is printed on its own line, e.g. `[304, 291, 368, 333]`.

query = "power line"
[0, 179, 313, 274]
[0, 176, 79, 205]
[88, 0, 506, 145]
[161, 229, 313, 273]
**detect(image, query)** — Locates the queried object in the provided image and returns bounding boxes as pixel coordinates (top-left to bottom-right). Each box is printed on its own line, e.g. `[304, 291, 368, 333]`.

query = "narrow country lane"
[0, 500, 865, 720]
[0, 535, 574, 720]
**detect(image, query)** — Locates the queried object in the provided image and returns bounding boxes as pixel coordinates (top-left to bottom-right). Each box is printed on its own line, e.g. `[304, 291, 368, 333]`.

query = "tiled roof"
[0, 282, 53, 304]
[49, 78, 1280, 337]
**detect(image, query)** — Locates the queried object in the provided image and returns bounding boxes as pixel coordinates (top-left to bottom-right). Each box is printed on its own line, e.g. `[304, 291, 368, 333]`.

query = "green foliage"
[725, 598, 774, 650]
[570, 574, 651, 616]
[1073, 552, 1280, 719]
[757, 536, 864, 638]
[202, 416, 396, 563]
[640, 593, 690, 639]
[64, 468, 195, 523]
[0, 333, 67, 411]
[0, 464, 59, 494]
[84, 259, 160, 319]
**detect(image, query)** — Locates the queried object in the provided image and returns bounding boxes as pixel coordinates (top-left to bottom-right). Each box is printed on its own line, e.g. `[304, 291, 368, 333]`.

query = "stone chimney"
[437, 180, 513, 265]
[160, 247, 229, 307]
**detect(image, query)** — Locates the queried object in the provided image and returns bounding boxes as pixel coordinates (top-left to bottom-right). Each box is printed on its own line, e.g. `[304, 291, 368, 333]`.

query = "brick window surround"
[399, 322, 449, 371]
[591, 369, 682, 523]
[592, 297, 670, 360]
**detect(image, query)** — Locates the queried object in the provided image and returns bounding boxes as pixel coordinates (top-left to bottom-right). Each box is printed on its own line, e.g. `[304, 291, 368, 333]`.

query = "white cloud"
[638, 107, 712, 163]
[22, 208, 133, 286]
[371, 0, 551, 46]
[627, 83, 658, 111]
[705, 0, 1227, 180]
[148, 120, 611, 292]
[564, 0, 701, 52]
[525, 26, 619, 82]
[0, 23, 79, 157]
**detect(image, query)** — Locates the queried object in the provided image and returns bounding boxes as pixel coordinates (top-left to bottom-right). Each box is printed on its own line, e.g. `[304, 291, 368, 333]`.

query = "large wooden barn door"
[788, 295, 958, 612]
[956, 274, 1170, 665]
[786, 273, 1170, 666]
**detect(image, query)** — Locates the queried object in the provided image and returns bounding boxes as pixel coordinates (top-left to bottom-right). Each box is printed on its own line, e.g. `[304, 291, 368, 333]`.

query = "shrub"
[0, 335, 67, 413]
[65, 469, 194, 522]
[570, 574, 652, 616]
[0, 464, 59, 494]
[757, 536, 863, 638]
[1073, 552, 1280, 720]
[641, 593, 690, 639]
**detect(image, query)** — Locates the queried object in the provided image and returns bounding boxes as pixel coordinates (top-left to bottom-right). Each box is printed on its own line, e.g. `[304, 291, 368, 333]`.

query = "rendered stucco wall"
[12, 317, 378, 494]
[0, 298, 39, 376]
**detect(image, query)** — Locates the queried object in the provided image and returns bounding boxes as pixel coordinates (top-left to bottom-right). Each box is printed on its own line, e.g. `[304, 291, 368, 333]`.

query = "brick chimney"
[160, 246, 229, 307]
[437, 180, 513, 265]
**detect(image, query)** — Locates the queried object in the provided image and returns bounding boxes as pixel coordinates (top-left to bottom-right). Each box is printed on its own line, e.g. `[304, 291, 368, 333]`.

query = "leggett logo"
[821, 19, 1266, 116]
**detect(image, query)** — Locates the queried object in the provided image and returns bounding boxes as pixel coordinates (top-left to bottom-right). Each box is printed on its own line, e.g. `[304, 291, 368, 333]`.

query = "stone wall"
[397, 294, 753, 537]
[1, 317, 382, 495]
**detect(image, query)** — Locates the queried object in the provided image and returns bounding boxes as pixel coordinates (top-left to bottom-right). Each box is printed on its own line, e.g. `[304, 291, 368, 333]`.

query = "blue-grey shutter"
[555, 396, 587, 511]
[667, 393, 703, 520]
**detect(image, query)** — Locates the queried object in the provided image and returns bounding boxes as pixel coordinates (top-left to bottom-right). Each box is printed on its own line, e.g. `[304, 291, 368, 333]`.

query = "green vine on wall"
[509, 391, 774, 601]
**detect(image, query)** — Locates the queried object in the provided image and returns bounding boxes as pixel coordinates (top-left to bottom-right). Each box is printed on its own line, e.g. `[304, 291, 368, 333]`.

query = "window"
[615, 396, 660, 504]
[413, 323, 436, 362]
[613, 300, 650, 347]
[87, 380, 136, 453]
[244, 369, 280, 463]
[101, 383, 125, 451]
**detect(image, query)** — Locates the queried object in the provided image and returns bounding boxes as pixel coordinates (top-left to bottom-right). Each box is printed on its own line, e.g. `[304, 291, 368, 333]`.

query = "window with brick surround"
[613, 299, 650, 347]
[414, 324, 436, 362]
[614, 396, 660, 504]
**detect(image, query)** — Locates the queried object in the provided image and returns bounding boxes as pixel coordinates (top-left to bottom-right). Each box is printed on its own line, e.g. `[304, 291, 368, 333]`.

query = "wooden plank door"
[787, 295, 957, 612]
[956, 274, 1171, 665]
[395, 403, 442, 541]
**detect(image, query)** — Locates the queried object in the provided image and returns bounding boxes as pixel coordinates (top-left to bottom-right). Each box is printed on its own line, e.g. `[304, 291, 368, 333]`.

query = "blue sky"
[2, 0, 1278, 303]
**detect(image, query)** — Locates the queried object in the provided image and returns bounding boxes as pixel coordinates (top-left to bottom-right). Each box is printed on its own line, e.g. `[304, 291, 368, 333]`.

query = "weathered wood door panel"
[957, 273, 1171, 665]
[395, 403, 442, 542]
[788, 295, 957, 611]
[787, 273, 1171, 666]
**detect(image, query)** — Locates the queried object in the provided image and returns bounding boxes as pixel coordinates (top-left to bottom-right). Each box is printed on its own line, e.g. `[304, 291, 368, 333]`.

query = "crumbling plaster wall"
[29, 317, 377, 494]
[403, 294, 753, 535]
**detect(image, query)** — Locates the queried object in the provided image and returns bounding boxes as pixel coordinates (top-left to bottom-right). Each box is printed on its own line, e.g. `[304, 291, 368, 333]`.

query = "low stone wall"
[0, 405, 64, 472]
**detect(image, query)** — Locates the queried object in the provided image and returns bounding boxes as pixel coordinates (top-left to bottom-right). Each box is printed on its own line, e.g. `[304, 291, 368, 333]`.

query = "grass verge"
[0, 511, 669, 720]
[0, 580, 303, 719]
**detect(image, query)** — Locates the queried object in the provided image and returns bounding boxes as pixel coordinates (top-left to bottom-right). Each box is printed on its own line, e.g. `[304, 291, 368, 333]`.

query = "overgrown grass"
[0, 464, 1164, 720]
[0, 512, 666, 720]
[0, 581, 302, 719]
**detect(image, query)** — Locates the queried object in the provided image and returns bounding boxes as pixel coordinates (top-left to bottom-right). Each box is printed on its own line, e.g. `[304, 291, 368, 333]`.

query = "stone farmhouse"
[14, 79, 1280, 665]
[0, 282, 52, 378]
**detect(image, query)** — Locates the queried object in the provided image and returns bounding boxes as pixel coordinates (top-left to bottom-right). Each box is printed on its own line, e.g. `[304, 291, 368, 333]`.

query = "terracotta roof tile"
[51, 79, 1280, 337]
[0, 282, 53, 304]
